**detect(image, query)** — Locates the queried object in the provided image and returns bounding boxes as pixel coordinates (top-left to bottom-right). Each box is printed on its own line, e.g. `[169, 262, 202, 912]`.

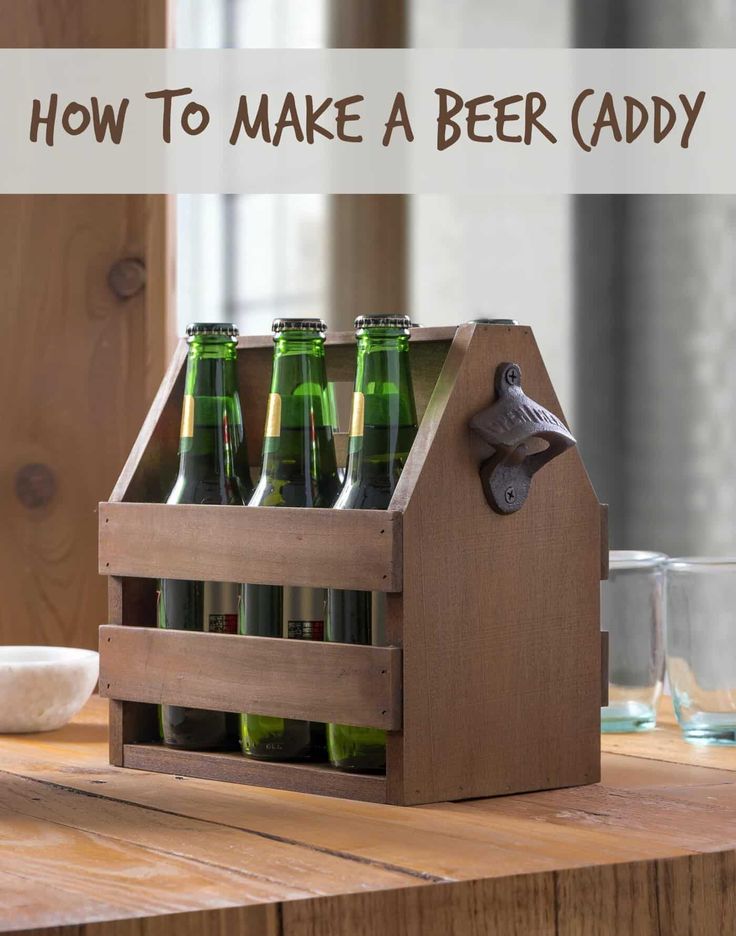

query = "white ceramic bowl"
[0, 646, 99, 733]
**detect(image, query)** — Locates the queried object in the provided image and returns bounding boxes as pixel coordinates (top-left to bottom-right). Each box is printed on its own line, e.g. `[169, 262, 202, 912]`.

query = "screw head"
[504, 365, 520, 387]
[504, 486, 516, 504]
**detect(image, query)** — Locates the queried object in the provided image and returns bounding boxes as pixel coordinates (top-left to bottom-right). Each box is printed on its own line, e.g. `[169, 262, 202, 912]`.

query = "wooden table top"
[1, 697, 735, 936]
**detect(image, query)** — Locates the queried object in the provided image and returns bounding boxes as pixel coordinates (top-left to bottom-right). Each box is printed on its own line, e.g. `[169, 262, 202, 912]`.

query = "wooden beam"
[0, 1, 173, 651]
[100, 624, 402, 730]
[99, 502, 403, 592]
[328, 0, 408, 329]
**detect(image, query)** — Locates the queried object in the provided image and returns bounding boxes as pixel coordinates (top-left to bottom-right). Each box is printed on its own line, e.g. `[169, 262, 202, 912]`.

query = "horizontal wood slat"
[235, 325, 457, 350]
[99, 502, 402, 592]
[123, 744, 388, 803]
[99, 625, 402, 730]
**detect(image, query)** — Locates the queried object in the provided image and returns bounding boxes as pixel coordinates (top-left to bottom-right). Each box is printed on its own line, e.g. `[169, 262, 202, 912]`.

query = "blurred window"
[176, 1, 328, 334]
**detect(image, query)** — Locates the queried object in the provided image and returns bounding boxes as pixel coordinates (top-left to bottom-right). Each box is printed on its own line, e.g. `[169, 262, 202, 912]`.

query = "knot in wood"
[15, 463, 57, 509]
[108, 258, 146, 299]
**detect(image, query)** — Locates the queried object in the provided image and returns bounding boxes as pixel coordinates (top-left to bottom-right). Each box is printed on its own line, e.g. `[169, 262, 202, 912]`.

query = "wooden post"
[0, 1, 174, 650]
[328, 0, 408, 329]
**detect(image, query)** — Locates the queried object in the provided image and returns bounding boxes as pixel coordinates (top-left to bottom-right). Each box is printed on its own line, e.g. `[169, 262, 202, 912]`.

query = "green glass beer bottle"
[158, 323, 253, 750]
[241, 318, 341, 761]
[326, 315, 418, 772]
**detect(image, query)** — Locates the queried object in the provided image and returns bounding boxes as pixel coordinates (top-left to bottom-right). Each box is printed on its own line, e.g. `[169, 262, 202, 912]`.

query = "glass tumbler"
[601, 551, 666, 732]
[667, 559, 736, 745]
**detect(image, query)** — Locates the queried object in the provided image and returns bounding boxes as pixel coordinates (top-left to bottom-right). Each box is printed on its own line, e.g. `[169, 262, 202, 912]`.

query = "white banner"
[0, 49, 731, 193]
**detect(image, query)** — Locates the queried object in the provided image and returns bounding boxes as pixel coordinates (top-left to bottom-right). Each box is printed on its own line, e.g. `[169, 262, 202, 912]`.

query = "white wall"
[409, 1, 576, 421]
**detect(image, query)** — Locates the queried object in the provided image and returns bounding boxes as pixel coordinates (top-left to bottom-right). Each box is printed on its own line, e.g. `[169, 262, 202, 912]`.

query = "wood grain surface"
[99, 625, 402, 730]
[1, 696, 735, 935]
[388, 323, 603, 804]
[99, 502, 402, 592]
[0, 1, 172, 651]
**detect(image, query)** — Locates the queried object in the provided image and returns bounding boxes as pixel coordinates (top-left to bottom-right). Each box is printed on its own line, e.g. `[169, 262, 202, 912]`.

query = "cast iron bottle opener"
[469, 362, 576, 515]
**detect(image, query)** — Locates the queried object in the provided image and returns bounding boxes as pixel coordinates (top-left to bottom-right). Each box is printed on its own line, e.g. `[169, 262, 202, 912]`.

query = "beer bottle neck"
[257, 332, 339, 504]
[343, 332, 418, 496]
[172, 337, 245, 505]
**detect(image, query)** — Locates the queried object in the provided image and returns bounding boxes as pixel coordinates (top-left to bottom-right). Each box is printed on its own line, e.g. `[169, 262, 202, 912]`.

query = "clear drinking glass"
[667, 559, 736, 745]
[601, 551, 666, 732]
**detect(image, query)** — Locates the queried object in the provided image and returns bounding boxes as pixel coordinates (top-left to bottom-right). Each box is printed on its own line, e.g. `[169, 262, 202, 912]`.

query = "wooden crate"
[98, 322, 607, 806]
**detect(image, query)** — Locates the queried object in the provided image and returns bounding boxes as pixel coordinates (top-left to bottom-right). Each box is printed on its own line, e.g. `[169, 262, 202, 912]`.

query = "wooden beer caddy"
[99, 322, 608, 806]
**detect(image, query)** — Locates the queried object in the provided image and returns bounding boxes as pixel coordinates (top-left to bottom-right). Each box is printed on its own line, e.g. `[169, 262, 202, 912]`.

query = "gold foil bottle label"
[264, 392, 282, 438]
[349, 391, 365, 438]
[180, 394, 195, 438]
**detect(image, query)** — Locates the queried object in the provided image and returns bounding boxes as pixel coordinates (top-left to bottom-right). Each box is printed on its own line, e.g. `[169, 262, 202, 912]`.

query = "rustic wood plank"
[100, 625, 402, 730]
[4, 698, 736, 935]
[0, 2, 171, 652]
[99, 502, 402, 592]
[236, 327, 456, 350]
[390, 323, 603, 804]
[282, 850, 736, 936]
[0, 770, 413, 899]
[0, 700, 736, 936]
[0, 804, 285, 929]
[123, 745, 388, 804]
[0, 703, 715, 882]
[14, 907, 278, 936]
[601, 751, 736, 789]
[283, 874, 556, 936]
[448, 773, 736, 857]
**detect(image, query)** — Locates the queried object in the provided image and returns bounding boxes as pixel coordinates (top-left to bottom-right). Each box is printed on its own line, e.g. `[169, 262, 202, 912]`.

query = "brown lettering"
[435, 88, 463, 151]
[571, 88, 594, 152]
[652, 96, 676, 143]
[145, 87, 193, 143]
[30, 94, 58, 146]
[335, 94, 363, 142]
[465, 94, 494, 143]
[229, 94, 271, 144]
[495, 94, 523, 143]
[679, 91, 705, 148]
[181, 101, 209, 136]
[525, 93, 556, 144]
[61, 103, 91, 136]
[305, 95, 334, 143]
[590, 92, 622, 148]
[91, 97, 129, 144]
[624, 95, 648, 143]
[382, 92, 414, 146]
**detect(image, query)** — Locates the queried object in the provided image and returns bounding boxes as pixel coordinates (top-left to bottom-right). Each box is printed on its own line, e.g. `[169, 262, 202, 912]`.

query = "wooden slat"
[123, 745, 388, 804]
[110, 341, 187, 504]
[100, 625, 402, 730]
[236, 326, 456, 350]
[99, 502, 402, 592]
